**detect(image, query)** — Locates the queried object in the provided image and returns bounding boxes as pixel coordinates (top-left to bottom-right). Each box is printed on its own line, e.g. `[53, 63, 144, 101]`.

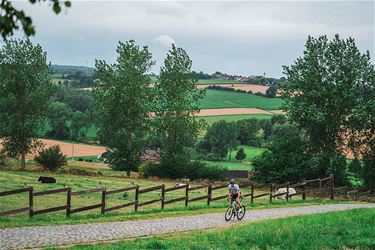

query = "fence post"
[330, 174, 334, 200]
[29, 187, 33, 219]
[286, 182, 290, 202]
[185, 184, 189, 207]
[302, 181, 306, 200]
[207, 185, 212, 206]
[250, 184, 254, 205]
[319, 178, 322, 198]
[66, 188, 71, 217]
[135, 185, 139, 212]
[161, 184, 165, 210]
[101, 188, 106, 214]
[269, 184, 273, 203]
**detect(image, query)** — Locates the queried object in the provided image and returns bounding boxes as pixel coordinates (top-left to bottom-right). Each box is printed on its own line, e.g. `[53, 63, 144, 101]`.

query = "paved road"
[1, 204, 374, 249]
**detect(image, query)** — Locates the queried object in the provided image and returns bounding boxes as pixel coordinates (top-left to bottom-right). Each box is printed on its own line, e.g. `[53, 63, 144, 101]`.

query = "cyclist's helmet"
[229, 179, 235, 185]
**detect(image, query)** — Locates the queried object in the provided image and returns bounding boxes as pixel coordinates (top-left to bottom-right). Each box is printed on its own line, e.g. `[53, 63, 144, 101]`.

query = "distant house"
[98, 149, 160, 163]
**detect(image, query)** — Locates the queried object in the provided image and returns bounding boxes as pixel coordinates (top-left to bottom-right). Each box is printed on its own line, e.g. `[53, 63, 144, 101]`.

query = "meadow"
[199, 90, 283, 110]
[61, 208, 375, 250]
[205, 145, 266, 170]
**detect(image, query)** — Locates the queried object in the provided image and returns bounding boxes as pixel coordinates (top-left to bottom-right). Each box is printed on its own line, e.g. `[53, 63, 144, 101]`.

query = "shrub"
[235, 148, 246, 161]
[34, 145, 67, 171]
[0, 148, 6, 166]
[271, 114, 287, 125]
[362, 153, 375, 189]
[348, 158, 362, 177]
[326, 156, 348, 186]
[139, 154, 227, 180]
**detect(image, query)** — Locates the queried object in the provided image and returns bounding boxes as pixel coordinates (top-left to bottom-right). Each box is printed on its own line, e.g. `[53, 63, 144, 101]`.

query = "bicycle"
[225, 196, 246, 221]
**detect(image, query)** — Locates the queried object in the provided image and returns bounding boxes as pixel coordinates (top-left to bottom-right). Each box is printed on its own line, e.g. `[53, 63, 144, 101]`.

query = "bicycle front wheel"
[225, 206, 233, 221]
[237, 205, 246, 220]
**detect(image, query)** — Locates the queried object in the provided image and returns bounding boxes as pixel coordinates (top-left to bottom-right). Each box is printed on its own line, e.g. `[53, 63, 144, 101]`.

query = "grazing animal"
[38, 176, 56, 184]
[275, 187, 296, 199]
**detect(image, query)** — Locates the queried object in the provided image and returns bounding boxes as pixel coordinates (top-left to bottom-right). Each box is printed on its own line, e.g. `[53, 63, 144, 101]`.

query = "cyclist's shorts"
[231, 193, 238, 200]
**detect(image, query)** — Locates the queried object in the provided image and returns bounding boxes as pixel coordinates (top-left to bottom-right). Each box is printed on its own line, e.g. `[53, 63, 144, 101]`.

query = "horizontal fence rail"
[1, 175, 372, 219]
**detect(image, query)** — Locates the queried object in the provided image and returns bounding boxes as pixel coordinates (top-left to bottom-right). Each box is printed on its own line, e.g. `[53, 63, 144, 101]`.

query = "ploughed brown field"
[0, 139, 106, 158]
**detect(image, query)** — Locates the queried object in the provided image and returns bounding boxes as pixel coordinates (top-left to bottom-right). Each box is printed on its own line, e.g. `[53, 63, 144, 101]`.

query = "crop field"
[200, 90, 283, 110]
[205, 145, 266, 170]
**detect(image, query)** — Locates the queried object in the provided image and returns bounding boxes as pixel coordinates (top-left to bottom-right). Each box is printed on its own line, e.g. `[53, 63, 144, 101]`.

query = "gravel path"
[1, 204, 374, 249]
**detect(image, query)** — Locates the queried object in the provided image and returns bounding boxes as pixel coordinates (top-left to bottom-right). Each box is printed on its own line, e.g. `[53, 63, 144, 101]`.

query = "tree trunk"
[228, 148, 232, 161]
[21, 153, 26, 169]
[127, 170, 131, 177]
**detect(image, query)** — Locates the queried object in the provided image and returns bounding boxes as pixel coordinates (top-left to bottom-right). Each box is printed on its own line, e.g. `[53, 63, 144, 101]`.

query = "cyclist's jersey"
[228, 184, 240, 195]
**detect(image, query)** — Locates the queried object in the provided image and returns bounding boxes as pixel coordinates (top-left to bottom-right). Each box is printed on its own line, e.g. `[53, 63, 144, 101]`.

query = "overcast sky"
[11, 1, 375, 77]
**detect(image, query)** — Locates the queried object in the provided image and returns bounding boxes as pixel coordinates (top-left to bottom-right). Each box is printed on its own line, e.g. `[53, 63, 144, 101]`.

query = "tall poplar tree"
[0, 39, 53, 168]
[94, 40, 154, 176]
[154, 45, 205, 162]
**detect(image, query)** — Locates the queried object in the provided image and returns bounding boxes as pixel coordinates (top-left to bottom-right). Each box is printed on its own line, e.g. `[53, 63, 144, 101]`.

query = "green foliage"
[362, 153, 375, 189]
[0, 0, 71, 39]
[235, 148, 246, 161]
[259, 119, 272, 141]
[348, 158, 362, 177]
[199, 120, 240, 160]
[47, 102, 72, 139]
[153, 44, 205, 160]
[265, 84, 277, 98]
[0, 39, 53, 168]
[282, 34, 375, 159]
[0, 149, 6, 166]
[140, 154, 227, 180]
[271, 114, 287, 125]
[94, 40, 154, 175]
[236, 118, 261, 146]
[34, 145, 67, 171]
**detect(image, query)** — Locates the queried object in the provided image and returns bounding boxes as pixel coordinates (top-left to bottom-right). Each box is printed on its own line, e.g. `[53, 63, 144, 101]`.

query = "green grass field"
[206, 145, 266, 170]
[61, 208, 375, 250]
[200, 90, 283, 110]
[202, 114, 272, 125]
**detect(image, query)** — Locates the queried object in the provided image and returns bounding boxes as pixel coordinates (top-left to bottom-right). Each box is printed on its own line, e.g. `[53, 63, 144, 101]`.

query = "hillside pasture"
[200, 90, 283, 110]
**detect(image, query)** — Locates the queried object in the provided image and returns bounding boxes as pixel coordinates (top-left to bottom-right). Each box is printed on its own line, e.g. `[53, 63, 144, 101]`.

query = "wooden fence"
[0, 175, 373, 219]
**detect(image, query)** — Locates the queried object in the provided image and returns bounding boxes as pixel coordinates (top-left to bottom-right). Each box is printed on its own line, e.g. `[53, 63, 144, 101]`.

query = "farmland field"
[200, 90, 283, 110]
[197, 83, 270, 94]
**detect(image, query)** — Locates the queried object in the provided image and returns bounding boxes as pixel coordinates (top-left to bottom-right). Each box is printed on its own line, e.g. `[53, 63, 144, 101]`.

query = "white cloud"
[153, 34, 175, 47]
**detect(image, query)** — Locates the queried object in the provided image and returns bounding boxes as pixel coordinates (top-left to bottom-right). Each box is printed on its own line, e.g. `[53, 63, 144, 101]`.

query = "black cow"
[38, 176, 56, 183]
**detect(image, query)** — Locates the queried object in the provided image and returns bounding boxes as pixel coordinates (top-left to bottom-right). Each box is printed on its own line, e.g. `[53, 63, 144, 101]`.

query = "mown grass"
[205, 145, 266, 170]
[202, 114, 272, 125]
[200, 90, 283, 110]
[59, 208, 375, 250]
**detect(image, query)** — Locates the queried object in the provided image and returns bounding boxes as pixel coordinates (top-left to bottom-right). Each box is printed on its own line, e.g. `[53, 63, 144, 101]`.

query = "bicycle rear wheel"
[237, 205, 246, 220]
[225, 206, 233, 221]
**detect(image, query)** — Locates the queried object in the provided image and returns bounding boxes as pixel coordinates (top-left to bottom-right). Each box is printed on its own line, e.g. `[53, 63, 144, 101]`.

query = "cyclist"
[228, 179, 241, 207]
